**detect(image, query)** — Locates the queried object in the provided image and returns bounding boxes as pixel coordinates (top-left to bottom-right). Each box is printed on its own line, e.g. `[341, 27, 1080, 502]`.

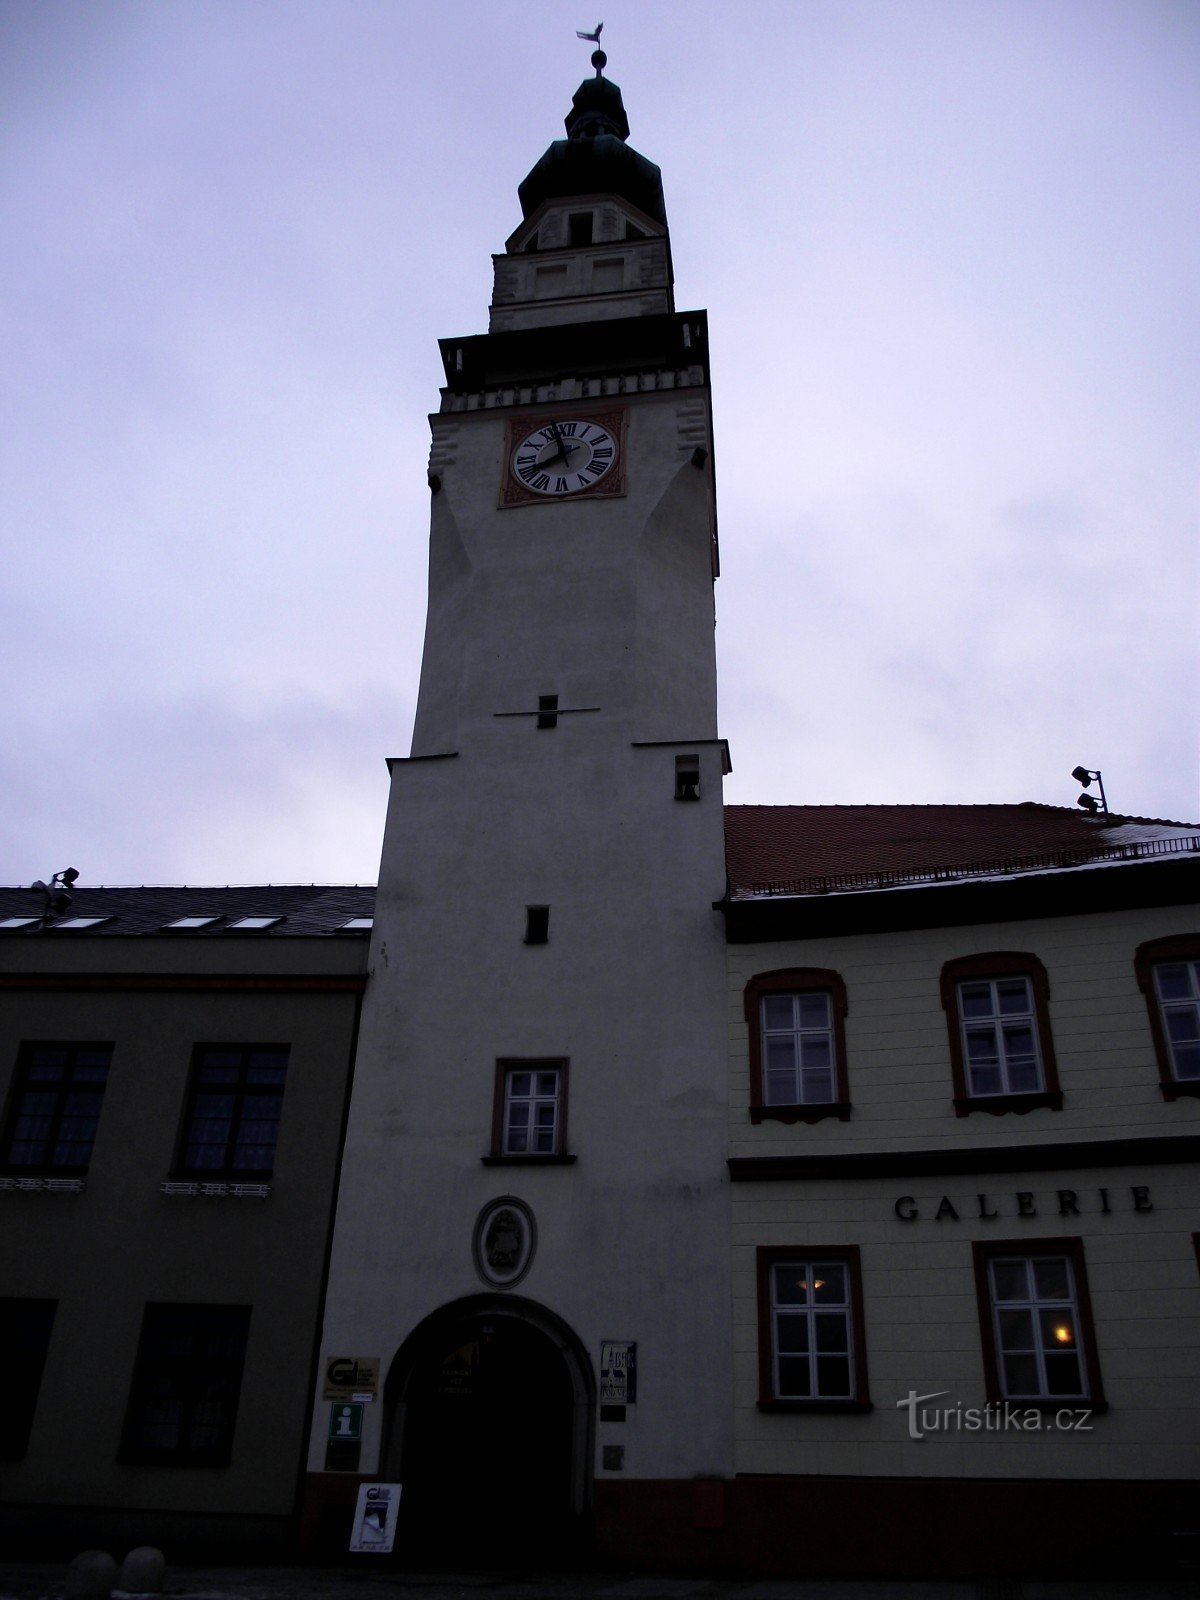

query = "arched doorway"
[383, 1295, 594, 1565]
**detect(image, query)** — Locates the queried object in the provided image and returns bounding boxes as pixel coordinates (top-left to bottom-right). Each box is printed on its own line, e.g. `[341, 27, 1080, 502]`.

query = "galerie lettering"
[894, 1185, 1153, 1222]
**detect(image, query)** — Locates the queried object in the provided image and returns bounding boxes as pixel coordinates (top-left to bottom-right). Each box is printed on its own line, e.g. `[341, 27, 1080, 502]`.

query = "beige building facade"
[0, 885, 371, 1556]
[716, 813, 1199, 1575]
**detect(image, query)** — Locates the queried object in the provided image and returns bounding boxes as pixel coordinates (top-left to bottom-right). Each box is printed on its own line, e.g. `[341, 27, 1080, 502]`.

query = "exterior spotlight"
[31, 868, 81, 924]
[1071, 766, 1108, 819]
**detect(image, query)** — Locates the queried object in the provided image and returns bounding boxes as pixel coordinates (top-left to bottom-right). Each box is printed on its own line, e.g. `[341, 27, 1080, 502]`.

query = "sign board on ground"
[348, 1482, 401, 1554]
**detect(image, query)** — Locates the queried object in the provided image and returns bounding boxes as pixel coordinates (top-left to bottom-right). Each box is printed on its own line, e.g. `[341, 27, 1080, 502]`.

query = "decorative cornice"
[727, 1134, 1200, 1183]
[438, 364, 706, 414]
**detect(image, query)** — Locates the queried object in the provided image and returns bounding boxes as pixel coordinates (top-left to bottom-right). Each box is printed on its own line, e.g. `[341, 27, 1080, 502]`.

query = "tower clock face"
[511, 419, 617, 497]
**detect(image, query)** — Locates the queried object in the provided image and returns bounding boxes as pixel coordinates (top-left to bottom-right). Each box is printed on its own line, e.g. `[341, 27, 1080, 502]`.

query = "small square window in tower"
[524, 906, 550, 945]
[569, 210, 594, 245]
[674, 754, 700, 801]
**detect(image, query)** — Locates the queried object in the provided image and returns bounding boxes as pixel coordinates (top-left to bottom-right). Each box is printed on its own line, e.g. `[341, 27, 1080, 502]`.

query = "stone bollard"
[65, 1551, 117, 1600]
[116, 1548, 166, 1596]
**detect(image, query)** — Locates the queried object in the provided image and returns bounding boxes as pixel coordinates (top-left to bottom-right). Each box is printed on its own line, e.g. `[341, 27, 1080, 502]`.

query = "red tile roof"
[724, 803, 1200, 898]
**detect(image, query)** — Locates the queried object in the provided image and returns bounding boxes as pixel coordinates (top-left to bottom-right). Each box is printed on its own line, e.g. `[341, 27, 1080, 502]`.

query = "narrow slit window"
[537, 695, 559, 730]
[675, 754, 700, 801]
[525, 906, 550, 945]
[569, 211, 594, 246]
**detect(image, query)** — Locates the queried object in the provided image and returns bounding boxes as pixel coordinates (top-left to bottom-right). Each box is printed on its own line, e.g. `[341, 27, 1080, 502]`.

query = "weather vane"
[576, 20, 606, 76]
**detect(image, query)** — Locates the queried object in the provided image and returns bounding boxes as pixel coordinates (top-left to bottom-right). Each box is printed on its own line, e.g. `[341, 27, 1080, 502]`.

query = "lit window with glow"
[988, 1255, 1084, 1399]
[769, 1260, 853, 1400]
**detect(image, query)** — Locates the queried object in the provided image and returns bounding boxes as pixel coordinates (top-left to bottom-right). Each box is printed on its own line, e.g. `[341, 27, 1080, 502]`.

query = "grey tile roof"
[0, 883, 376, 937]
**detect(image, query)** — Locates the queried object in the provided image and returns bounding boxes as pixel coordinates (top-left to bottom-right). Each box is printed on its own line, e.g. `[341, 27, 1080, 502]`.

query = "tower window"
[675, 754, 701, 801]
[533, 264, 567, 299]
[536, 695, 559, 730]
[493, 1059, 567, 1157]
[592, 258, 625, 294]
[524, 906, 550, 945]
[569, 211, 594, 246]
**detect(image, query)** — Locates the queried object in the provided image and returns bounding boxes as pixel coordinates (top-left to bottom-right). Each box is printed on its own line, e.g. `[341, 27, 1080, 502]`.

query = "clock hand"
[543, 423, 575, 469]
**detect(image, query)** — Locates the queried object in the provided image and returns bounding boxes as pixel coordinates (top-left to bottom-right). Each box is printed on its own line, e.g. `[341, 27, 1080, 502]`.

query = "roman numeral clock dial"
[501, 411, 625, 506]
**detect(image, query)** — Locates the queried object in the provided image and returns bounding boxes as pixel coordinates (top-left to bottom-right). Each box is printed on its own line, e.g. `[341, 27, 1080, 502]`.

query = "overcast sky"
[3, 0, 1197, 888]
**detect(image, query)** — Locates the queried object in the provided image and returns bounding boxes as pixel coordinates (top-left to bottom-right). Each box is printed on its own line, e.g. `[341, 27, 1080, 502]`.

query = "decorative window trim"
[755, 1245, 871, 1413]
[744, 969, 851, 1123]
[972, 1237, 1106, 1412]
[1134, 933, 1200, 1100]
[940, 953, 1062, 1117]
[486, 1058, 573, 1163]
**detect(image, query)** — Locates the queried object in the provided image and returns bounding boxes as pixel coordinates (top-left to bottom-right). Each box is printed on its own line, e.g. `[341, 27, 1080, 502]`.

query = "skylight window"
[0, 917, 39, 930]
[339, 917, 374, 932]
[53, 917, 112, 931]
[165, 915, 221, 931]
[227, 916, 283, 931]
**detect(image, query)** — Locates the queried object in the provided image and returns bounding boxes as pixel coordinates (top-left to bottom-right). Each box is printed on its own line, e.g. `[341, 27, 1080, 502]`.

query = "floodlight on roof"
[1070, 766, 1109, 819]
[30, 867, 81, 924]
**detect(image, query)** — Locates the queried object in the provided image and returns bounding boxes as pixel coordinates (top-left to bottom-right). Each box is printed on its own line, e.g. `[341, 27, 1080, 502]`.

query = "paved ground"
[1, 1567, 1197, 1600]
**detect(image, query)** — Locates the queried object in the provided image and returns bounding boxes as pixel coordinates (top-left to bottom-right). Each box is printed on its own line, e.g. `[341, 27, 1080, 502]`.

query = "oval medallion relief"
[473, 1195, 536, 1288]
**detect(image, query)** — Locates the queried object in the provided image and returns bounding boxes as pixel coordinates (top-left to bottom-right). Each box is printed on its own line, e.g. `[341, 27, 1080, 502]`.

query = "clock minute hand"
[544, 423, 575, 469]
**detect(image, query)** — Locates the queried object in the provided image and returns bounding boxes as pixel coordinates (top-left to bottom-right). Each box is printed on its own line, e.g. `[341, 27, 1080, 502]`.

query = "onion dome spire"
[517, 29, 665, 226]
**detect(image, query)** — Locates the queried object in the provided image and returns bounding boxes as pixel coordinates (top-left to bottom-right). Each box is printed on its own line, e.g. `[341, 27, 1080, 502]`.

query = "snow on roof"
[724, 802, 1200, 900]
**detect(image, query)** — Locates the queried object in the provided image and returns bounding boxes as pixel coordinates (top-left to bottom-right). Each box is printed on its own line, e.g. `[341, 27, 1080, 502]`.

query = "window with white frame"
[743, 970, 850, 1123]
[493, 1059, 567, 1157]
[957, 976, 1043, 1096]
[756, 1246, 870, 1410]
[761, 992, 835, 1104]
[940, 953, 1061, 1115]
[1152, 959, 1200, 1081]
[1133, 935, 1200, 1100]
[973, 1239, 1104, 1408]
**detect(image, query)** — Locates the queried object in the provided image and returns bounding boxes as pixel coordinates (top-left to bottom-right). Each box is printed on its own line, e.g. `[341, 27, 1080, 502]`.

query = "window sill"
[1161, 1079, 1200, 1102]
[0, 1175, 86, 1193]
[751, 1102, 851, 1125]
[481, 1153, 577, 1166]
[994, 1397, 1108, 1416]
[953, 1091, 1063, 1118]
[757, 1398, 873, 1414]
[160, 1180, 272, 1199]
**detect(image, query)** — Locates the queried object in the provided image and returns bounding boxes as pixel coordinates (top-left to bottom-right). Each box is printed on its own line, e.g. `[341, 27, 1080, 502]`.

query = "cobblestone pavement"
[1, 1567, 1197, 1600]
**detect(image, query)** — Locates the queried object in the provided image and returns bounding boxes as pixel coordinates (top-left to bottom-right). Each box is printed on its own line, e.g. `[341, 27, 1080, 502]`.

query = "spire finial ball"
[592, 48, 607, 74]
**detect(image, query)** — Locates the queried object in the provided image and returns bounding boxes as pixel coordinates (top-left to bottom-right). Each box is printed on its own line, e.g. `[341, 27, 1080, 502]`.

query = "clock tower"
[307, 50, 733, 1563]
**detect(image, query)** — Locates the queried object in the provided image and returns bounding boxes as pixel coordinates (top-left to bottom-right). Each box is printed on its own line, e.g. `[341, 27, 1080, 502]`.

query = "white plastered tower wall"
[309, 66, 734, 1513]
